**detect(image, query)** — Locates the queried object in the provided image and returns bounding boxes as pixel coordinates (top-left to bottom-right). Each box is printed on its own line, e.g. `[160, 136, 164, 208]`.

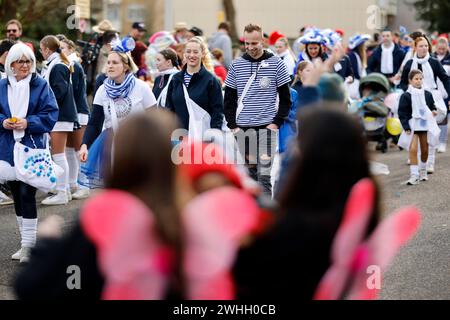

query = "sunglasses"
[7, 29, 18, 33]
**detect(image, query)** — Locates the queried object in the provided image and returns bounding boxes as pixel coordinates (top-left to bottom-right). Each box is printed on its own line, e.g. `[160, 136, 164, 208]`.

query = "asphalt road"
[0, 145, 449, 300]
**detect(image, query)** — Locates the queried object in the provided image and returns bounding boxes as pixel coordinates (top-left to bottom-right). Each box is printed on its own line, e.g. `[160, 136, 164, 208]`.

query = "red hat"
[335, 29, 345, 37]
[438, 33, 449, 40]
[269, 31, 285, 46]
[178, 142, 243, 189]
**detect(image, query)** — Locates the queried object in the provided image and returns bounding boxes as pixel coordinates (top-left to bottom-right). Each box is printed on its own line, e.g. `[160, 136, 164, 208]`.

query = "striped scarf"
[104, 72, 136, 100]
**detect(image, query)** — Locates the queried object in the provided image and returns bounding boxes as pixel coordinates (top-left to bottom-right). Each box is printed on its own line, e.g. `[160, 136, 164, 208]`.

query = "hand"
[231, 127, 241, 134]
[2, 119, 15, 130]
[13, 118, 27, 130]
[266, 124, 279, 130]
[37, 215, 64, 239]
[302, 45, 345, 87]
[79, 144, 88, 162]
[406, 130, 411, 135]
[432, 111, 438, 117]
[345, 76, 354, 84]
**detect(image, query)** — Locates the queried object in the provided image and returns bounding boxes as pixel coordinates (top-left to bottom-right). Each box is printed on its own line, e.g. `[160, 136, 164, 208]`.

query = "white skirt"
[78, 113, 89, 126]
[52, 121, 74, 132]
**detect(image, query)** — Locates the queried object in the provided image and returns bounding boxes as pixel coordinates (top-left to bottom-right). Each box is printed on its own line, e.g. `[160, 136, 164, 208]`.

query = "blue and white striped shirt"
[225, 54, 291, 127]
[184, 72, 193, 87]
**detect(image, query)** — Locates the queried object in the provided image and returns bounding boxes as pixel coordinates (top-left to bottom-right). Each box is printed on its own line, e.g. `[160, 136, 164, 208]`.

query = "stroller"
[349, 73, 392, 153]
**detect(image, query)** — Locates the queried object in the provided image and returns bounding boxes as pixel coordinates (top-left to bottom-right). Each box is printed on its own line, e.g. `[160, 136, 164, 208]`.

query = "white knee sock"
[419, 161, 427, 171]
[410, 165, 419, 177]
[16, 215, 23, 233]
[428, 147, 436, 166]
[53, 153, 69, 192]
[22, 218, 38, 248]
[65, 147, 79, 189]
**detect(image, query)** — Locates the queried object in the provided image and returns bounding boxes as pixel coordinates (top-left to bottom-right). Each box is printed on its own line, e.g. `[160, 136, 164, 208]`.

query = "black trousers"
[234, 126, 277, 197]
[8, 181, 37, 219]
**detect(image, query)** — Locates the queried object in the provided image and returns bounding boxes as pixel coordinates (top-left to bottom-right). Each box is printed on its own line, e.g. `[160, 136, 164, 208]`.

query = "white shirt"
[94, 78, 156, 130]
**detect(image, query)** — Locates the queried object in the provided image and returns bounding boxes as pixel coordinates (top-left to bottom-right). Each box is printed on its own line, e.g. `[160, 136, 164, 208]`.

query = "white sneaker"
[406, 175, 420, 185]
[19, 247, 31, 264]
[437, 143, 447, 153]
[41, 191, 68, 205]
[11, 248, 22, 260]
[427, 164, 435, 174]
[419, 170, 428, 181]
[0, 192, 13, 205]
[72, 188, 90, 200]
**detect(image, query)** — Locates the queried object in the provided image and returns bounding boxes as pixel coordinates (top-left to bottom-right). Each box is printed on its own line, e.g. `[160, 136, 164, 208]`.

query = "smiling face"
[244, 30, 264, 59]
[6, 23, 22, 41]
[184, 41, 203, 69]
[106, 52, 127, 81]
[306, 43, 321, 58]
[11, 54, 32, 80]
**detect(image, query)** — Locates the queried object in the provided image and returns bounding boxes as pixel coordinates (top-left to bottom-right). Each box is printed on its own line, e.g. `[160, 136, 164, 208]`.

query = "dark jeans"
[8, 181, 37, 219]
[234, 126, 278, 197]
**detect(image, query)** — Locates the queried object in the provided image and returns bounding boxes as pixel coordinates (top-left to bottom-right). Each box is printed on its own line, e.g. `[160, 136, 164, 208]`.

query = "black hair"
[0, 39, 16, 56]
[278, 108, 380, 233]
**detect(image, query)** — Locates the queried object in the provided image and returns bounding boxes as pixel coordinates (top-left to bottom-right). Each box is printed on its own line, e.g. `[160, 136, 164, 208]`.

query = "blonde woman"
[275, 37, 297, 77]
[165, 36, 224, 138]
[79, 37, 157, 188]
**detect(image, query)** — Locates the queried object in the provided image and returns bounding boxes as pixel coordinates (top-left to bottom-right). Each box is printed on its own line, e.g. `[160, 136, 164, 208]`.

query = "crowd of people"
[0, 16, 443, 299]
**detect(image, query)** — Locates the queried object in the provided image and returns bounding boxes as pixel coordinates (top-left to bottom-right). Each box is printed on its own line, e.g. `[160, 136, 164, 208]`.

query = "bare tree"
[222, 0, 239, 43]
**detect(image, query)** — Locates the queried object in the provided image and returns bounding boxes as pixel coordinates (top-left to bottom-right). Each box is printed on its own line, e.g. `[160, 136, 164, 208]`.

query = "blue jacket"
[348, 51, 363, 80]
[279, 88, 298, 153]
[0, 74, 58, 166]
[72, 62, 90, 115]
[49, 64, 78, 122]
[165, 65, 224, 130]
[367, 44, 406, 78]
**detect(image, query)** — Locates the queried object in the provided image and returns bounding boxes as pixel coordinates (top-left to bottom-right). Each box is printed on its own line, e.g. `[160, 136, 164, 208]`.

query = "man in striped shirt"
[224, 23, 292, 196]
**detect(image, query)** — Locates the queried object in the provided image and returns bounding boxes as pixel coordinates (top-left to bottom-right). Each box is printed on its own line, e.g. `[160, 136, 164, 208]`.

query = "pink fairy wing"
[183, 187, 261, 300]
[81, 190, 170, 300]
[314, 178, 376, 300]
[347, 207, 421, 300]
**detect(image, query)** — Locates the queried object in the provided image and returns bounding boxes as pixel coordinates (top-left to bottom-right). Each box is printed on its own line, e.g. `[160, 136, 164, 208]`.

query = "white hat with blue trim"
[348, 34, 371, 50]
[300, 28, 326, 45]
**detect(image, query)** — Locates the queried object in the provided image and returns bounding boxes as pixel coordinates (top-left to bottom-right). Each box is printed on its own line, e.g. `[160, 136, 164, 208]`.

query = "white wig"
[5, 42, 36, 76]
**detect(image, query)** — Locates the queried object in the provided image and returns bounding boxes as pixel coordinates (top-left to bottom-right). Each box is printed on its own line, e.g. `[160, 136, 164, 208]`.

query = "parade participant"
[39, 35, 78, 205]
[367, 29, 406, 84]
[79, 37, 157, 188]
[348, 34, 371, 99]
[0, 39, 16, 206]
[291, 61, 313, 105]
[165, 36, 224, 140]
[433, 37, 450, 153]
[398, 70, 439, 185]
[400, 36, 450, 173]
[129, 22, 149, 80]
[186, 26, 204, 40]
[0, 43, 58, 262]
[14, 110, 180, 299]
[211, 48, 228, 84]
[275, 37, 297, 79]
[297, 29, 327, 64]
[58, 35, 91, 200]
[172, 22, 189, 44]
[0, 39, 16, 79]
[153, 48, 179, 106]
[233, 108, 380, 300]
[224, 23, 292, 196]
[208, 22, 233, 70]
[322, 29, 354, 83]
